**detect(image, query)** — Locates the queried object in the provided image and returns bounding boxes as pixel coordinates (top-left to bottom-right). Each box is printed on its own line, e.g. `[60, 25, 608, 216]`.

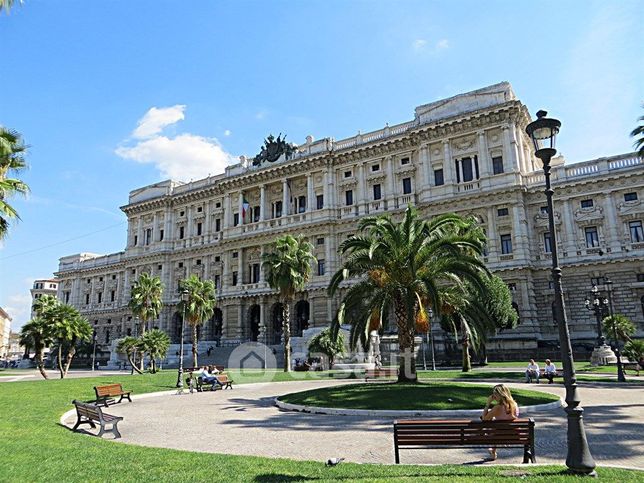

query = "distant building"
[0, 307, 11, 359]
[7, 331, 22, 360]
[55, 82, 644, 362]
[30, 279, 59, 318]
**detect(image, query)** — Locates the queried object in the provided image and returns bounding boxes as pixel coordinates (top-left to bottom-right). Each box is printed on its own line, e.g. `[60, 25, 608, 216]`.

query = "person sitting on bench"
[482, 384, 519, 461]
[525, 359, 540, 383]
[543, 359, 557, 384]
[201, 366, 220, 389]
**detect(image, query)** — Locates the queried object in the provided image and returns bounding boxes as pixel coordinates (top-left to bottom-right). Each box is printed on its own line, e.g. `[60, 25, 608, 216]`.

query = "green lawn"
[277, 382, 560, 410]
[0, 371, 641, 482]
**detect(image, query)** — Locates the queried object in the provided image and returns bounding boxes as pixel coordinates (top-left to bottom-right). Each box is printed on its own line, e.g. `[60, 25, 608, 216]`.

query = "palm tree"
[32, 294, 60, 317]
[329, 207, 488, 382]
[139, 329, 171, 373]
[631, 107, 644, 159]
[0, 127, 29, 239]
[116, 336, 143, 374]
[46, 304, 93, 378]
[129, 273, 164, 336]
[263, 234, 316, 372]
[602, 314, 636, 344]
[19, 318, 52, 379]
[0, 0, 22, 14]
[177, 274, 217, 367]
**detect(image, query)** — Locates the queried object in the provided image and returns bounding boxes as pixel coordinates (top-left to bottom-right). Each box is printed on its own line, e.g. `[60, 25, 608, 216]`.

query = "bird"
[326, 458, 345, 466]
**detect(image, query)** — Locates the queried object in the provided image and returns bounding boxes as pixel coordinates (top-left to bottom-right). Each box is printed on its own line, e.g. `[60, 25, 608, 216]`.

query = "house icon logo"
[228, 342, 276, 383]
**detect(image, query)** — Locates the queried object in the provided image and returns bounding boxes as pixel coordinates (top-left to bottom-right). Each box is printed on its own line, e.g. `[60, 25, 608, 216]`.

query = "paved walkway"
[62, 379, 643, 468]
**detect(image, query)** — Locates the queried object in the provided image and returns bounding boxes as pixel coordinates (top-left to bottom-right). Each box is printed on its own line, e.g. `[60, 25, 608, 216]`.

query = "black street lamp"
[526, 111, 596, 475]
[176, 289, 190, 390]
[584, 285, 608, 348]
[604, 278, 626, 382]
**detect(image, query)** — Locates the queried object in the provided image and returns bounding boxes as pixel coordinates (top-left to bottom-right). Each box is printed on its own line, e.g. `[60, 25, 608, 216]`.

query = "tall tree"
[329, 207, 488, 382]
[602, 314, 636, 344]
[0, 0, 22, 14]
[263, 234, 316, 372]
[46, 304, 92, 378]
[19, 317, 52, 380]
[139, 328, 170, 373]
[308, 328, 345, 369]
[177, 274, 216, 367]
[0, 127, 29, 239]
[128, 273, 164, 336]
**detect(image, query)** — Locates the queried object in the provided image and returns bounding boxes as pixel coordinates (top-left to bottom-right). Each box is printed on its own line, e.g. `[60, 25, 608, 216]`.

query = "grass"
[277, 382, 560, 411]
[0, 371, 641, 482]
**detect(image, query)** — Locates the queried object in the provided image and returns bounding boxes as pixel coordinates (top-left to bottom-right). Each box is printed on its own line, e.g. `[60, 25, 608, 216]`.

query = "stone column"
[603, 193, 620, 251]
[385, 156, 395, 205]
[478, 131, 490, 178]
[223, 194, 231, 229]
[204, 200, 211, 239]
[223, 251, 230, 289]
[561, 199, 577, 255]
[186, 205, 193, 240]
[152, 212, 158, 243]
[323, 169, 330, 209]
[239, 247, 245, 285]
[136, 216, 143, 246]
[513, 204, 530, 260]
[443, 141, 453, 184]
[514, 124, 527, 173]
[164, 207, 173, 242]
[238, 303, 244, 339]
[357, 164, 366, 214]
[259, 298, 267, 343]
[307, 174, 314, 212]
[259, 184, 266, 221]
[419, 145, 429, 189]
[238, 191, 244, 225]
[504, 124, 519, 173]
[282, 179, 289, 216]
[486, 207, 498, 258]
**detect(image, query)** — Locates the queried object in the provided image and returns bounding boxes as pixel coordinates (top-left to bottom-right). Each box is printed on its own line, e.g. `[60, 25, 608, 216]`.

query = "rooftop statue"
[253, 133, 297, 166]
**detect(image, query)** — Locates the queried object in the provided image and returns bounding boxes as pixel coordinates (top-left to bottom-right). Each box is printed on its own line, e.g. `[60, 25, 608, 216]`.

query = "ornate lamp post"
[526, 111, 596, 475]
[584, 285, 616, 367]
[428, 307, 436, 371]
[604, 278, 626, 382]
[176, 289, 190, 389]
[91, 328, 97, 371]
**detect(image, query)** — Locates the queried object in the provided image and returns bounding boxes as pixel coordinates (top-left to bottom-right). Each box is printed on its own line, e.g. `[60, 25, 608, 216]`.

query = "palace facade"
[54, 82, 644, 363]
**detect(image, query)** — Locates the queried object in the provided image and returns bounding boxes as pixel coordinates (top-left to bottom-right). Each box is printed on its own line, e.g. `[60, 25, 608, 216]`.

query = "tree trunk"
[35, 346, 48, 380]
[283, 302, 291, 372]
[395, 297, 417, 383]
[57, 345, 65, 379]
[63, 344, 76, 378]
[461, 320, 471, 372]
[479, 344, 488, 366]
[127, 352, 143, 374]
[192, 324, 198, 368]
[150, 357, 157, 374]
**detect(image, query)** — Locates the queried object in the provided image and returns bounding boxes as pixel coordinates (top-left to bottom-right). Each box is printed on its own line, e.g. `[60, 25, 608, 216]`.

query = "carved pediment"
[617, 200, 643, 216]
[453, 136, 476, 153]
[574, 206, 604, 223]
[533, 211, 561, 227]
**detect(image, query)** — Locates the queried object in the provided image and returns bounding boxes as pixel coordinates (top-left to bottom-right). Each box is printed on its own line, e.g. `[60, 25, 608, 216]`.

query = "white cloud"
[255, 110, 268, 120]
[224, 129, 231, 136]
[116, 106, 236, 182]
[132, 105, 186, 140]
[436, 39, 449, 50]
[116, 133, 235, 182]
[413, 39, 427, 50]
[4, 278, 36, 332]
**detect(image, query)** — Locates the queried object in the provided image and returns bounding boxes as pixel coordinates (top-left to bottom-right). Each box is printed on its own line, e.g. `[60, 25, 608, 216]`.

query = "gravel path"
[62, 380, 644, 468]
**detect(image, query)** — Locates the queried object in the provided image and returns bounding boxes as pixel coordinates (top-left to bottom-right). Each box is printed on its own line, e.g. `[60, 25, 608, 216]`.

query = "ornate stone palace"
[55, 82, 644, 363]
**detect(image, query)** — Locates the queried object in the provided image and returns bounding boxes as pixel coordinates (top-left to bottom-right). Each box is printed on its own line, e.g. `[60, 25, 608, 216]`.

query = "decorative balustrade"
[525, 153, 640, 186]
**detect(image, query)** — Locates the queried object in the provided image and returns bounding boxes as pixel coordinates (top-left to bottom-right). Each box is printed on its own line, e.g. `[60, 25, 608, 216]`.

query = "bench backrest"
[215, 374, 229, 383]
[95, 383, 124, 398]
[394, 418, 534, 446]
[73, 400, 103, 421]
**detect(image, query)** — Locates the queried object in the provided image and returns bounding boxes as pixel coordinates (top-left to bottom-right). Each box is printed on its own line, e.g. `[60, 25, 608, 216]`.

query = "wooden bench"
[215, 374, 234, 389]
[94, 383, 132, 406]
[185, 371, 233, 391]
[365, 368, 398, 381]
[393, 418, 536, 464]
[539, 370, 561, 383]
[72, 400, 123, 439]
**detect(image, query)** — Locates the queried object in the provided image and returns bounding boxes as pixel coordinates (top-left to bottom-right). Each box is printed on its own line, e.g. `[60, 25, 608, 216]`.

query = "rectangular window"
[233, 213, 239, 226]
[316, 194, 324, 210]
[252, 264, 260, 283]
[145, 229, 152, 245]
[371, 163, 380, 172]
[317, 259, 326, 276]
[540, 206, 549, 215]
[133, 235, 138, 246]
[215, 202, 221, 208]
[345, 190, 353, 206]
[373, 184, 382, 200]
[214, 218, 221, 232]
[197, 206, 202, 213]
[497, 208, 509, 217]
[344, 170, 352, 178]
[214, 275, 221, 289]
[625, 192, 638, 202]
[581, 199, 594, 209]
[253, 206, 260, 222]
[501, 234, 513, 254]
[197, 222, 202, 236]
[158, 264, 162, 270]
[159, 229, 164, 241]
[402, 178, 412, 194]
[232, 251, 238, 258]
[232, 271, 238, 286]
[64, 292, 70, 303]
[180, 211, 185, 217]
[316, 237, 324, 245]
[110, 290, 115, 302]
[585, 226, 599, 248]
[275, 201, 282, 218]
[298, 196, 306, 213]
[195, 259, 201, 266]
[461, 157, 473, 182]
[543, 232, 552, 253]
[637, 274, 644, 283]
[630, 220, 644, 242]
[178, 262, 183, 268]
[434, 169, 444, 186]
[400, 157, 410, 165]
[492, 156, 504, 175]
[215, 256, 220, 262]
[85, 294, 90, 305]
[179, 226, 184, 239]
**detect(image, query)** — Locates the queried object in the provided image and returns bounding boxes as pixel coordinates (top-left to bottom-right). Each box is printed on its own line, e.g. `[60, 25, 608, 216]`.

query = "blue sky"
[1, 0, 642, 331]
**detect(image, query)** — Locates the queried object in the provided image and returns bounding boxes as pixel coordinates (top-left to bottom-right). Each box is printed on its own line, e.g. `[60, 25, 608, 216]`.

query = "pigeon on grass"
[326, 458, 345, 466]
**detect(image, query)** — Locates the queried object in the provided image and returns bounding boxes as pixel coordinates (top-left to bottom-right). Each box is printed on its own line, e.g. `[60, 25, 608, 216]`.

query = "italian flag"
[242, 197, 250, 220]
